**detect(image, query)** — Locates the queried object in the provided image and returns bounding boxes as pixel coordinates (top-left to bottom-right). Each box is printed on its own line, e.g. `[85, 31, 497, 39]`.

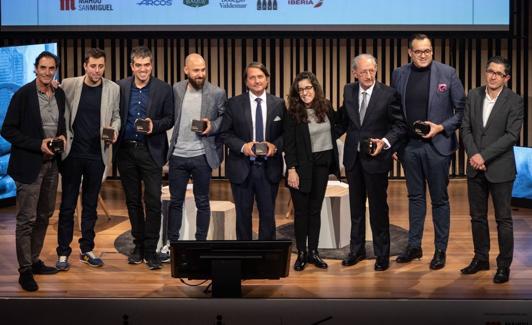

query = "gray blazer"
[61, 76, 121, 167]
[461, 86, 524, 183]
[168, 80, 227, 169]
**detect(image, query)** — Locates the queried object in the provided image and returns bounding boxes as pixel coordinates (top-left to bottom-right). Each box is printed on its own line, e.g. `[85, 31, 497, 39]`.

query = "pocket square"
[437, 83, 448, 93]
[273, 116, 282, 121]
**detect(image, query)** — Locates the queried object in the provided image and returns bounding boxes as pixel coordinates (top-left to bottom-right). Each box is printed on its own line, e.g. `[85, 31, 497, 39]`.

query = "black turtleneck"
[405, 63, 431, 136]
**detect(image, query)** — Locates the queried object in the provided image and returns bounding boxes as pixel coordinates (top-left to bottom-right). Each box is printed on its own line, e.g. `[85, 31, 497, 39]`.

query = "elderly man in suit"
[391, 34, 465, 270]
[221, 62, 285, 241]
[115, 46, 174, 269]
[55, 48, 120, 270]
[460, 56, 523, 283]
[1, 51, 66, 291]
[167, 53, 227, 244]
[338, 54, 407, 271]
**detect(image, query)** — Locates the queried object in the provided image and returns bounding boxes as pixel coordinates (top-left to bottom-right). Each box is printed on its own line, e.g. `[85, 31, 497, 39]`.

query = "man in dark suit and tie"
[460, 56, 523, 283]
[391, 34, 465, 270]
[115, 46, 174, 270]
[338, 54, 407, 271]
[221, 62, 285, 240]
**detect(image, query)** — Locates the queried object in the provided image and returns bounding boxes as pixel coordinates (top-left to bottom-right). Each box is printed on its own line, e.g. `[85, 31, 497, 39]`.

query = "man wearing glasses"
[460, 56, 523, 283]
[391, 34, 465, 270]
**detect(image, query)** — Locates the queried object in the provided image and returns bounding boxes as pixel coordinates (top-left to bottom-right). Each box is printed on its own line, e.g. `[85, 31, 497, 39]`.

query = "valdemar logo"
[60, 0, 76, 10]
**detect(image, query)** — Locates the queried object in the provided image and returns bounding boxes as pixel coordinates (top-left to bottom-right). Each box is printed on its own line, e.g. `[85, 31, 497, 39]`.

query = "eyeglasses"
[357, 69, 376, 76]
[298, 85, 314, 93]
[412, 49, 432, 56]
[486, 69, 507, 78]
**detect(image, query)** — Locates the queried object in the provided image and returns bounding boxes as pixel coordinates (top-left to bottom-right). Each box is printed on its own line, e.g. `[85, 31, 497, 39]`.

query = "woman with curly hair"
[283, 71, 340, 271]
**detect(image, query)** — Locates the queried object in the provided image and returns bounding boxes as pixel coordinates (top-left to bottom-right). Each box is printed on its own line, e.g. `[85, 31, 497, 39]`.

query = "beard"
[188, 76, 205, 90]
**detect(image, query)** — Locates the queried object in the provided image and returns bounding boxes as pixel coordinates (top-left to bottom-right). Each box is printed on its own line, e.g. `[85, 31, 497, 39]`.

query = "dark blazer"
[1, 79, 66, 184]
[461, 86, 524, 183]
[168, 80, 227, 169]
[337, 81, 407, 174]
[115, 76, 174, 168]
[391, 60, 465, 156]
[283, 105, 340, 193]
[221, 92, 285, 185]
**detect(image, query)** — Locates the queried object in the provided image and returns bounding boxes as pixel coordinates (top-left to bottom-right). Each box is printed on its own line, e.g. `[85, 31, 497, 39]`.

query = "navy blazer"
[1, 79, 66, 183]
[221, 92, 285, 185]
[115, 76, 174, 168]
[461, 86, 524, 183]
[391, 61, 465, 156]
[337, 81, 407, 174]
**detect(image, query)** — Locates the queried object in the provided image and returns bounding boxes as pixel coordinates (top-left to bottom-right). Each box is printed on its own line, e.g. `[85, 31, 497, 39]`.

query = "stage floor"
[1, 179, 531, 300]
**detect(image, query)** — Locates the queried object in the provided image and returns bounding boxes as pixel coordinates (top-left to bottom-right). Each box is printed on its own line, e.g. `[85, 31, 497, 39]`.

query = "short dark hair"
[487, 55, 511, 76]
[84, 48, 106, 64]
[34, 51, 59, 68]
[243, 62, 270, 80]
[130, 46, 153, 64]
[408, 33, 431, 49]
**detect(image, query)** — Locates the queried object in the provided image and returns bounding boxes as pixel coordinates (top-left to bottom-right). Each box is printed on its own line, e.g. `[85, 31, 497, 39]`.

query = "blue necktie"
[255, 98, 264, 142]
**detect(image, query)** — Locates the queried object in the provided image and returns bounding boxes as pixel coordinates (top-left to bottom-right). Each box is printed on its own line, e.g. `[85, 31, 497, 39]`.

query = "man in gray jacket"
[460, 56, 523, 283]
[167, 53, 226, 242]
[56, 48, 120, 270]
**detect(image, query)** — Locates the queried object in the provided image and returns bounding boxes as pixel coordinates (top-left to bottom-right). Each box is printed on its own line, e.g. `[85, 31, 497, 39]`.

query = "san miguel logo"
[60, 0, 76, 10]
[59, 0, 114, 11]
[183, 0, 209, 7]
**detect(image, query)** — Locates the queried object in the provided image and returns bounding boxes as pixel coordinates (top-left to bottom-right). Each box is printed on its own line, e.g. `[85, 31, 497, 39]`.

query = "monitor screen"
[0, 0, 509, 31]
[0, 43, 58, 202]
[513, 146, 532, 200]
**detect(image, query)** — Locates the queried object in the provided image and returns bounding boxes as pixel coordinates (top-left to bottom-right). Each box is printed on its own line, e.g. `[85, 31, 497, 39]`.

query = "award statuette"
[413, 120, 430, 136]
[191, 119, 207, 133]
[135, 118, 150, 133]
[47, 138, 64, 154]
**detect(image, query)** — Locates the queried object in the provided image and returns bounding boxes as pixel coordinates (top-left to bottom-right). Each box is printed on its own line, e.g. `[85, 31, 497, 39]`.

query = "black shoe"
[31, 260, 59, 275]
[293, 251, 307, 272]
[374, 257, 390, 271]
[19, 270, 38, 292]
[396, 246, 422, 263]
[342, 252, 366, 266]
[308, 250, 328, 269]
[493, 268, 510, 284]
[128, 246, 144, 265]
[144, 254, 162, 270]
[460, 259, 489, 274]
[429, 249, 446, 270]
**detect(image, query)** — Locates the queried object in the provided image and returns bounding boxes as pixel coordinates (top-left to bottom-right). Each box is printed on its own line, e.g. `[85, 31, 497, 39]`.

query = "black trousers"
[346, 156, 390, 258]
[231, 161, 279, 241]
[289, 150, 332, 252]
[117, 142, 162, 256]
[57, 156, 105, 256]
[467, 172, 514, 268]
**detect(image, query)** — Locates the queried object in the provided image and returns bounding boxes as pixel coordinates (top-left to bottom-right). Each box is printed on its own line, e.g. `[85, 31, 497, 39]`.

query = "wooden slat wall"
[2, 1, 529, 179]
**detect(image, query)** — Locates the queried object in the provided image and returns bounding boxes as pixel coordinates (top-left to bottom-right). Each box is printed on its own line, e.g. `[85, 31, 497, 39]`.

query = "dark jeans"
[289, 151, 331, 252]
[467, 173, 514, 268]
[117, 143, 162, 256]
[15, 160, 58, 272]
[346, 157, 390, 258]
[400, 139, 451, 251]
[232, 161, 279, 241]
[57, 156, 105, 256]
[168, 155, 212, 242]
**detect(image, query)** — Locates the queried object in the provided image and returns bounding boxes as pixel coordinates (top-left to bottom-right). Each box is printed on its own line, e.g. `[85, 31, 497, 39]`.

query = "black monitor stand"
[211, 259, 242, 298]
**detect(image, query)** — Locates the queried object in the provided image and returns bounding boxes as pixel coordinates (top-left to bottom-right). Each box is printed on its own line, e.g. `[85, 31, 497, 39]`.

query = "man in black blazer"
[114, 46, 174, 269]
[460, 56, 524, 283]
[1, 51, 66, 291]
[221, 62, 285, 240]
[338, 54, 407, 271]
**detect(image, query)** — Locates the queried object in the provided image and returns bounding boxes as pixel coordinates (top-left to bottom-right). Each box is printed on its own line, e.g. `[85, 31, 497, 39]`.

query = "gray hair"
[351, 54, 377, 71]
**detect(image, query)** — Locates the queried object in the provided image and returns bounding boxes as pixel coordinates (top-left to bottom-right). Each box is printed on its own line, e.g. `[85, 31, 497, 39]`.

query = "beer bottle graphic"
[262, 0, 267, 10]
[267, 0, 272, 10]
[273, 0, 278, 10]
[257, 0, 261, 10]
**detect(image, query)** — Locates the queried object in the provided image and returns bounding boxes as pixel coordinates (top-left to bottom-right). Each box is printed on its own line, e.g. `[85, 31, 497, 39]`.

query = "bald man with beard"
[167, 53, 227, 243]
